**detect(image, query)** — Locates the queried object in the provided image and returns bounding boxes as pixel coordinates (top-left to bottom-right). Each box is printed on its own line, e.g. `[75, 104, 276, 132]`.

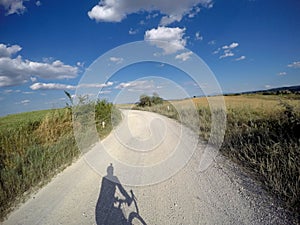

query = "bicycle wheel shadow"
[95, 163, 146, 225]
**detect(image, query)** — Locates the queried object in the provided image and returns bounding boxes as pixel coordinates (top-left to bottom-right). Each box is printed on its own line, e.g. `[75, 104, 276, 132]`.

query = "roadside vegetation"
[133, 93, 300, 219]
[0, 98, 120, 220]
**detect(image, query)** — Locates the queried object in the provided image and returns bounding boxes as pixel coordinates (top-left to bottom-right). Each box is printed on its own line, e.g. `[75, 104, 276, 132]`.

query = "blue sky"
[0, 0, 300, 116]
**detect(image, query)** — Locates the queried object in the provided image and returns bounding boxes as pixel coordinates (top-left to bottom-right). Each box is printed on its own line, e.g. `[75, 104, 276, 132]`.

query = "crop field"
[133, 94, 300, 218]
[0, 100, 120, 220]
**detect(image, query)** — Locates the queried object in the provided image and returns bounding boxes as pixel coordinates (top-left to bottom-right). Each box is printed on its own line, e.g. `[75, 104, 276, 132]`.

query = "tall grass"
[222, 102, 300, 216]
[134, 95, 300, 219]
[0, 100, 120, 220]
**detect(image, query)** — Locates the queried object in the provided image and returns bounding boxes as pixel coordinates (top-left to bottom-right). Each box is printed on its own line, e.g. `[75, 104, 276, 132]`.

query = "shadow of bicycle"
[95, 164, 147, 225]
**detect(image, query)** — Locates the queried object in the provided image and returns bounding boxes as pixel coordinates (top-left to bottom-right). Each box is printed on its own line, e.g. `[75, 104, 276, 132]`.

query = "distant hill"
[225, 85, 300, 96]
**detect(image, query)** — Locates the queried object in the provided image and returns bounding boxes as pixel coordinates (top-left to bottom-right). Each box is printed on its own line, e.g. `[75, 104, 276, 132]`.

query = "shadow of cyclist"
[95, 163, 132, 225]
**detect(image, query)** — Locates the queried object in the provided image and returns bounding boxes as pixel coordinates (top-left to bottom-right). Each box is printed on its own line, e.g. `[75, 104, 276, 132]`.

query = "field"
[1, 94, 299, 220]
[0, 100, 120, 220]
[132, 94, 300, 218]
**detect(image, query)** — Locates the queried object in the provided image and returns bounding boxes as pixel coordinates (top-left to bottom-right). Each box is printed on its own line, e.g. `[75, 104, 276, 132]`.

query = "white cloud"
[265, 85, 271, 89]
[235, 55, 246, 61]
[80, 81, 113, 88]
[30, 82, 113, 91]
[30, 83, 76, 90]
[195, 31, 203, 41]
[212, 48, 220, 55]
[219, 52, 234, 59]
[35, 1, 41, 6]
[222, 42, 239, 50]
[115, 80, 162, 93]
[175, 51, 193, 61]
[88, 0, 213, 25]
[216, 42, 240, 59]
[188, 6, 200, 18]
[0, 44, 22, 57]
[76, 61, 85, 67]
[0, 0, 27, 15]
[0, 43, 79, 87]
[16, 99, 30, 105]
[278, 72, 287, 76]
[115, 80, 150, 89]
[287, 61, 300, 68]
[109, 57, 124, 64]
[144, 26, 186, 54]
[146, 12, 159, 20]
[129, 28, 138, 35]
[99, 90, 112, 94]
[160, 14, 183, 26]
[21, 99, 30, 104]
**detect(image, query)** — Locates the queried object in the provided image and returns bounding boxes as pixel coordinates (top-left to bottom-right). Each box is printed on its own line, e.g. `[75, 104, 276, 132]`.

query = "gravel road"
[2, 110, 293, 225]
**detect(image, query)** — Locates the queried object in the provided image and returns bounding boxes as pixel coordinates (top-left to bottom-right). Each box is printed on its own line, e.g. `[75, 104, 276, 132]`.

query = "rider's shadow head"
[106, 163, 114, 177]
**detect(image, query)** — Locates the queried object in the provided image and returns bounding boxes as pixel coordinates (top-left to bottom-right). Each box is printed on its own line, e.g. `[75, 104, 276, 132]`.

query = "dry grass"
[134, 94, 300, 219]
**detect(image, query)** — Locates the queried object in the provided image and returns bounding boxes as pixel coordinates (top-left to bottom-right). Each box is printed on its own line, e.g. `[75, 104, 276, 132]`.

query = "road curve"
[2, 110, 292, 225]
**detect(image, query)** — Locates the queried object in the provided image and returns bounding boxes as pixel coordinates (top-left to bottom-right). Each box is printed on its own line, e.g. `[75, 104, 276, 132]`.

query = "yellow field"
[183, 94, 300, 114]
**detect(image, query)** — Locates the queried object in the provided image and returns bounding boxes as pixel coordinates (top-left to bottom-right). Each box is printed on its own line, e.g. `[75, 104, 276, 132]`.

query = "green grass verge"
[0, 100, 121, 220]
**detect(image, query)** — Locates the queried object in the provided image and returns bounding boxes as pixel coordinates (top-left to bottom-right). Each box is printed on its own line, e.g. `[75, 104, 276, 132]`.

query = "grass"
[0, 100, 120, 220]
[133, 94, 300, 219]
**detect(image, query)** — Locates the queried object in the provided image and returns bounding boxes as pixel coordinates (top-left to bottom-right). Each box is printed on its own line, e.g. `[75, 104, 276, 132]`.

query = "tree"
[151, 92, 163, 105]
[138, 93, 163, 107]
[139, 94, 152, 107]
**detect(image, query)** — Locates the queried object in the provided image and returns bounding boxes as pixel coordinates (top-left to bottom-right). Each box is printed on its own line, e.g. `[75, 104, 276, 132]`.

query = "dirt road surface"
[2, 110, 292, 225]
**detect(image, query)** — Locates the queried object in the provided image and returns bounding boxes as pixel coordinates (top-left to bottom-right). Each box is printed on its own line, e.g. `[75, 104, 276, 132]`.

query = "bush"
[137, 93, 163, 107]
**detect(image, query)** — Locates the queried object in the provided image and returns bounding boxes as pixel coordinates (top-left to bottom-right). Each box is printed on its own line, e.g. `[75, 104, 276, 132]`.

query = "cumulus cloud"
[144, 26, 186, 54]
[235, 55, 246, 61]
[287, 61, 300, 68]
[0, 0, 27, 15]
[216, 42, 240, 59]
[0, 44, 22, 57]
[0, 43, 79, 87]
[30, 82, 113, 91]
[109, 57, 124, 64]
[222, 42, 239, 50]
[115, 80, 155, 91]
[219, 52, 234, 59]
[88, 0, 213, 25]
[30, 83, 76, 90]
[175, 51, 193, 61]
